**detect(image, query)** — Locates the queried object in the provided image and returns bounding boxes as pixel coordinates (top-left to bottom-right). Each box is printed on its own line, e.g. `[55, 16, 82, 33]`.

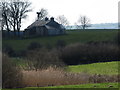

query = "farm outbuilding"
[24, 17, 66, 37]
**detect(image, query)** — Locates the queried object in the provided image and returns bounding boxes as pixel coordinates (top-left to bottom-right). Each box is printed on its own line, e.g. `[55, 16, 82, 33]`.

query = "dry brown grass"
[21, 67, 119, 87]
[89, 74, 120, 83]
[22, 67, 90, 87]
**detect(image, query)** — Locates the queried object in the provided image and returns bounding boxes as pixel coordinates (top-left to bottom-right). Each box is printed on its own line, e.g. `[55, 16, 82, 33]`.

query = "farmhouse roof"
[26, 19, 49, 29]
[26, 17, 65, 30]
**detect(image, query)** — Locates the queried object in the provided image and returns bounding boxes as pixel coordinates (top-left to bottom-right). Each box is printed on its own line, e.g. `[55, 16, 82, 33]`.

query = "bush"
[2, 45, 15, 57]
[2, 54, 22, 88]
[16, 50, 27, 57]
[60, 43, 119, 65]
[27, 42, 43, 50]
[45, 43, 52, 50]
[26, 48, 65, 71]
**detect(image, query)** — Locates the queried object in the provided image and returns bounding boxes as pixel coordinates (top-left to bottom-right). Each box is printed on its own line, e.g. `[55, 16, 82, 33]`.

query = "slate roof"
[26, 17, 65, 30]
[26, 19, 50, 29]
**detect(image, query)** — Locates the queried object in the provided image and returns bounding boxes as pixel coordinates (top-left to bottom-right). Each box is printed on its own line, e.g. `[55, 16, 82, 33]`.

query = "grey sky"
[21, 0, 119, 30]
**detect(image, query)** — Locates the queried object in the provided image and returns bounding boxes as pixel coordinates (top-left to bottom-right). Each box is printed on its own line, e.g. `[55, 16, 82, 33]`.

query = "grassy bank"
[3, 30, 118, 51]
[66, 61, 119, 75]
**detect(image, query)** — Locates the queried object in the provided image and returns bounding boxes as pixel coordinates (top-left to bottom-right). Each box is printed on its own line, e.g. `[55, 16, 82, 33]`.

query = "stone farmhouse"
[24, 15, 66, 37]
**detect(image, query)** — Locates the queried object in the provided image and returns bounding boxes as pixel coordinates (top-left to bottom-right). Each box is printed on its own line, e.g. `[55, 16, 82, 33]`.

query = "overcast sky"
[21, 0, 119, 30]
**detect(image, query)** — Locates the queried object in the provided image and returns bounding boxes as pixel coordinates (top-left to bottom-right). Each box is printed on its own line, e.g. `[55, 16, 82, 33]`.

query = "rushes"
[22, 67, 90, 87]
[21, 67, 119, 87]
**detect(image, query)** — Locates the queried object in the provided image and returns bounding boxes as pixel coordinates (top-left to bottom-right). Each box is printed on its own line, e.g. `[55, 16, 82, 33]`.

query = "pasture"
[3, 29, 118, 51]
[66, 61, 119, 75]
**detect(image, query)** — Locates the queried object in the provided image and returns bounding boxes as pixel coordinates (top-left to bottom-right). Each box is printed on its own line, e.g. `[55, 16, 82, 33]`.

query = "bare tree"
[1, 2, 10, 36]
[9, 1, 32, 37]
[77, 15, 91, 29]
[74, 22, 81, 29]
[1, 0, 32, 37]
[56, 15, 69, 27]
[37, 8, 48, 20]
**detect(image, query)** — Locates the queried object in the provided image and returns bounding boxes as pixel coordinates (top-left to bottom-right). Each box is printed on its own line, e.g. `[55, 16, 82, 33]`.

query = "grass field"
[3, 30, 118, 51]
[2, 82, 119, 89]
[66, 61, 119, 75]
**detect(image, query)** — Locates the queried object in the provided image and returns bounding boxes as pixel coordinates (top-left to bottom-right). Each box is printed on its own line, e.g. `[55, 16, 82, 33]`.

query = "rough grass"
[2, 82, 119, 89]
[21, 68, 90, 87]
[66, 61, 119, 75]
[43, 82, 119, 88]
[3, 30, 118, 51]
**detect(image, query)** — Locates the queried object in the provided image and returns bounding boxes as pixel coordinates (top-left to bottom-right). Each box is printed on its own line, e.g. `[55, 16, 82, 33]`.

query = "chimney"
[50, 17, 54, 21]
[36, 12, 41, 19]
[45, 17, 49, 21]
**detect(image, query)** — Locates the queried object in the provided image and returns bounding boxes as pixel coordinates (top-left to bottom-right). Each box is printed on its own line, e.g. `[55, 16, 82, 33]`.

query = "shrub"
[16, 50, 27, 57]
[60, 43, 119, 65]
[26, 48, 65, 71]
[45, 43, 52, 50]
[2, 54, 22, 88]
[2, 45, 15, 57]
[27, 42, 43, 50]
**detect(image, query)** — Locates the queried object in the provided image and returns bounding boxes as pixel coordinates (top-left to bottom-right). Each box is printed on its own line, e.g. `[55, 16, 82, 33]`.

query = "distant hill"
[66, 23, 118, 29]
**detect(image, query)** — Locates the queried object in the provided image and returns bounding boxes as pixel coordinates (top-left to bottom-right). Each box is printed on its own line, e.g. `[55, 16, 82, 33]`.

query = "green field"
[66, 61, 119, 75]
[2, 82, 119, 89]
[3, 30, 118, 51]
